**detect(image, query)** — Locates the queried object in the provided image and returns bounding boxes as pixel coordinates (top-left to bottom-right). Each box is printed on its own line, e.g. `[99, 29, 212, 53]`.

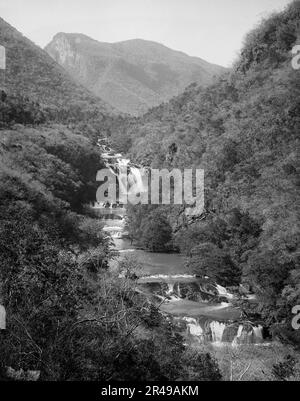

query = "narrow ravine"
[92, 140, 268, 348]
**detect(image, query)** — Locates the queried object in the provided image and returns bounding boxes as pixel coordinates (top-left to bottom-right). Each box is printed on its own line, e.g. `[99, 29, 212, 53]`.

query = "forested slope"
[45, 33, 226, 115]
[0, 16, 221, 380]
[0, 17, 112, 114]
[124, 1, 300, 345]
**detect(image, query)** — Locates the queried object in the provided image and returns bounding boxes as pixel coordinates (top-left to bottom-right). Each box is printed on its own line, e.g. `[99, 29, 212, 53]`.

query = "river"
[97, 216, 265, 347]
[94, 143, 266, 347]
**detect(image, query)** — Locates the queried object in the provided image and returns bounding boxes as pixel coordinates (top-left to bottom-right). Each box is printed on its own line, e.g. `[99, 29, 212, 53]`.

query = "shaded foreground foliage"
[0, 118, 221, 381]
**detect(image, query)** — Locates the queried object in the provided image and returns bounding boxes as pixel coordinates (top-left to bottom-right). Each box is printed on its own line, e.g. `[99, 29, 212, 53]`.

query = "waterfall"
[116, 159, 148, 198]
[183, 317, 204, 337]
[166, 282, 181, 301]
[237, 324, 243, 338]
[231, 324, 264, 346]
[178, 318, 266, 346]
[128, 166, 148, 199]
[97, 142, 268, 349]
[215, 284, 234, 299]
[112, 231, 123, 239]
[166, 283, 174, 295]
[176, 283, 182, 298]
[117, 158, 130, 167]
[210, 321, 226, 343]
[232, 324, 244, 346]
[253, 325, 263, 341]
[103, 226, 123, 233]
[0, 305, 6, 330]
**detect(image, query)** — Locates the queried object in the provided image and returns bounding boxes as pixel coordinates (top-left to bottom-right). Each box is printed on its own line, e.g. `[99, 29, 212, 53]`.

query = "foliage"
[1, 0, 299, 379]
[119, 1, 300, 343]
[0, 16, 110, 114]
[0, 104, 221, 381]
[272, 355, 297, 380]
[117, 254, 142, 280]
[0, 93, 47, 127]
[186, 242, 240, 287]
[127, 206, 173, 252]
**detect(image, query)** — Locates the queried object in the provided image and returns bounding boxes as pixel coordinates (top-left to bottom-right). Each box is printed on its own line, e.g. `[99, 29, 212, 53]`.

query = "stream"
[93, 142, 267, 347]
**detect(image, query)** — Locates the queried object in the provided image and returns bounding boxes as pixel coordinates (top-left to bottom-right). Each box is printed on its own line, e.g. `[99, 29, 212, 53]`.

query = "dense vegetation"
[123, 1, 300, 346]
[0, 15, 222, 380]
[0, 104, 223, 380]
[45, 33, 226, 115]
[0, 0, 299, 382]
[0, 17, 111, 113]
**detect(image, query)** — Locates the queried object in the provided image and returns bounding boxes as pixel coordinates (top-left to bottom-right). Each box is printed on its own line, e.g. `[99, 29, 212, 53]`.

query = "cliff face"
[45, 33, 227, 115]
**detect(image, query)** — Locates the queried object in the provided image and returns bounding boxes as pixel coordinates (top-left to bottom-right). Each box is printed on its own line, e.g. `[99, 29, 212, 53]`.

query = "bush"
[140, 209, 173, 252]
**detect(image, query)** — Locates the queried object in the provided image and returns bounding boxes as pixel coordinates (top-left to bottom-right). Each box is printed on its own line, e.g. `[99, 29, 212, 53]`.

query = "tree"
[187, 242, 241, 286]
[140, 208, 173, 252]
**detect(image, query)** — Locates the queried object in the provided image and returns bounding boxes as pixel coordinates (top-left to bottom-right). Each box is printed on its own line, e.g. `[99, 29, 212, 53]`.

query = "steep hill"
[122, 1, 300, 344]
[45, 34, 226, 115]
[0, 17, 113, 114]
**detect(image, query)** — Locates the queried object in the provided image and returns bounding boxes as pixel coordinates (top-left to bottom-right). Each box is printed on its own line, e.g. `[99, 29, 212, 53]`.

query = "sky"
[0, 0, 293, 67]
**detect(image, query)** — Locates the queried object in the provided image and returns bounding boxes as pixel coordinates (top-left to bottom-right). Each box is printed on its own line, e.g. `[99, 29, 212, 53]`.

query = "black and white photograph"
[0, 0, 299, 387]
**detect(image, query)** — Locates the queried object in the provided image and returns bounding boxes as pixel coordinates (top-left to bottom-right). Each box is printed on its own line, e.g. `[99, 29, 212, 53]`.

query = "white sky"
[0, 0, 293, 67]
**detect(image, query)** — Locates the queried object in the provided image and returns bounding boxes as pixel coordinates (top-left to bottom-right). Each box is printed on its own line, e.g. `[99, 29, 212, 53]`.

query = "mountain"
[0, 17, 113, 113]
[45, 34, 226, 115]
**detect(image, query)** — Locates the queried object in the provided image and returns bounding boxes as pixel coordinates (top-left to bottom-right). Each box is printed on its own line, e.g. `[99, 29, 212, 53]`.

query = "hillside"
[0, 123, 221, 381]
[0, 17, 113, 114]
[122, 1, 300, 344]
[0, 16, 223, 380]
[0, 1, 299, 381]
[45, 34, 226, 115]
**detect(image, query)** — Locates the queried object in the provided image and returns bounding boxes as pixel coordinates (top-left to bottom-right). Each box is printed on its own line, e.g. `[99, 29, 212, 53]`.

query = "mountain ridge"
[45, 33, 227, 115]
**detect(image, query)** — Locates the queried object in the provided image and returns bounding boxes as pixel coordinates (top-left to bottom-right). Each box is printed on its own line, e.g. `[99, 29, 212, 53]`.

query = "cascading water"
[117, 159, 148, 198]
[215, 284, 234, 300]
[183, 318, 265, 346]
[112, 231, 123, 239]
[165, 282, 182, 301]
[232, 325, 244, 346]
[167, 283, 174, 295]
[137, 275, 266, 346]
[95, 142, 267, 348]
[176, 282, 182, 298]
[183, 317, 204, 338]
[210, 321, 227, 343]
[253, 325, 263, 340]
[128, 167, 148, 194]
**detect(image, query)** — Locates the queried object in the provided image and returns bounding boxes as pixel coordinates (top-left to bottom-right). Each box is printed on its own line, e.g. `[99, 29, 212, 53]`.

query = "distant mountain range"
[0, 17, 112, 113]
[45, 33, 227, 115]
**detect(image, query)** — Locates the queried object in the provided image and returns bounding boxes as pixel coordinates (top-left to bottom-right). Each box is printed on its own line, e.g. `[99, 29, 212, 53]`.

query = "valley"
[0, 0, 299, 382]
[93, 143, 267, 351]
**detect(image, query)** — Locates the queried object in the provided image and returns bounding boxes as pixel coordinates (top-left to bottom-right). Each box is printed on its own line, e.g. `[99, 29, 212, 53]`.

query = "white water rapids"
[93, 142, 265, 347]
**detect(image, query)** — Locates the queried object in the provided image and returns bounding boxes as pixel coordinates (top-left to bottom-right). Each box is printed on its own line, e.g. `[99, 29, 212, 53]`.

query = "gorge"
[92, 142, 267, 348]
[1, 0, 299, 381]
